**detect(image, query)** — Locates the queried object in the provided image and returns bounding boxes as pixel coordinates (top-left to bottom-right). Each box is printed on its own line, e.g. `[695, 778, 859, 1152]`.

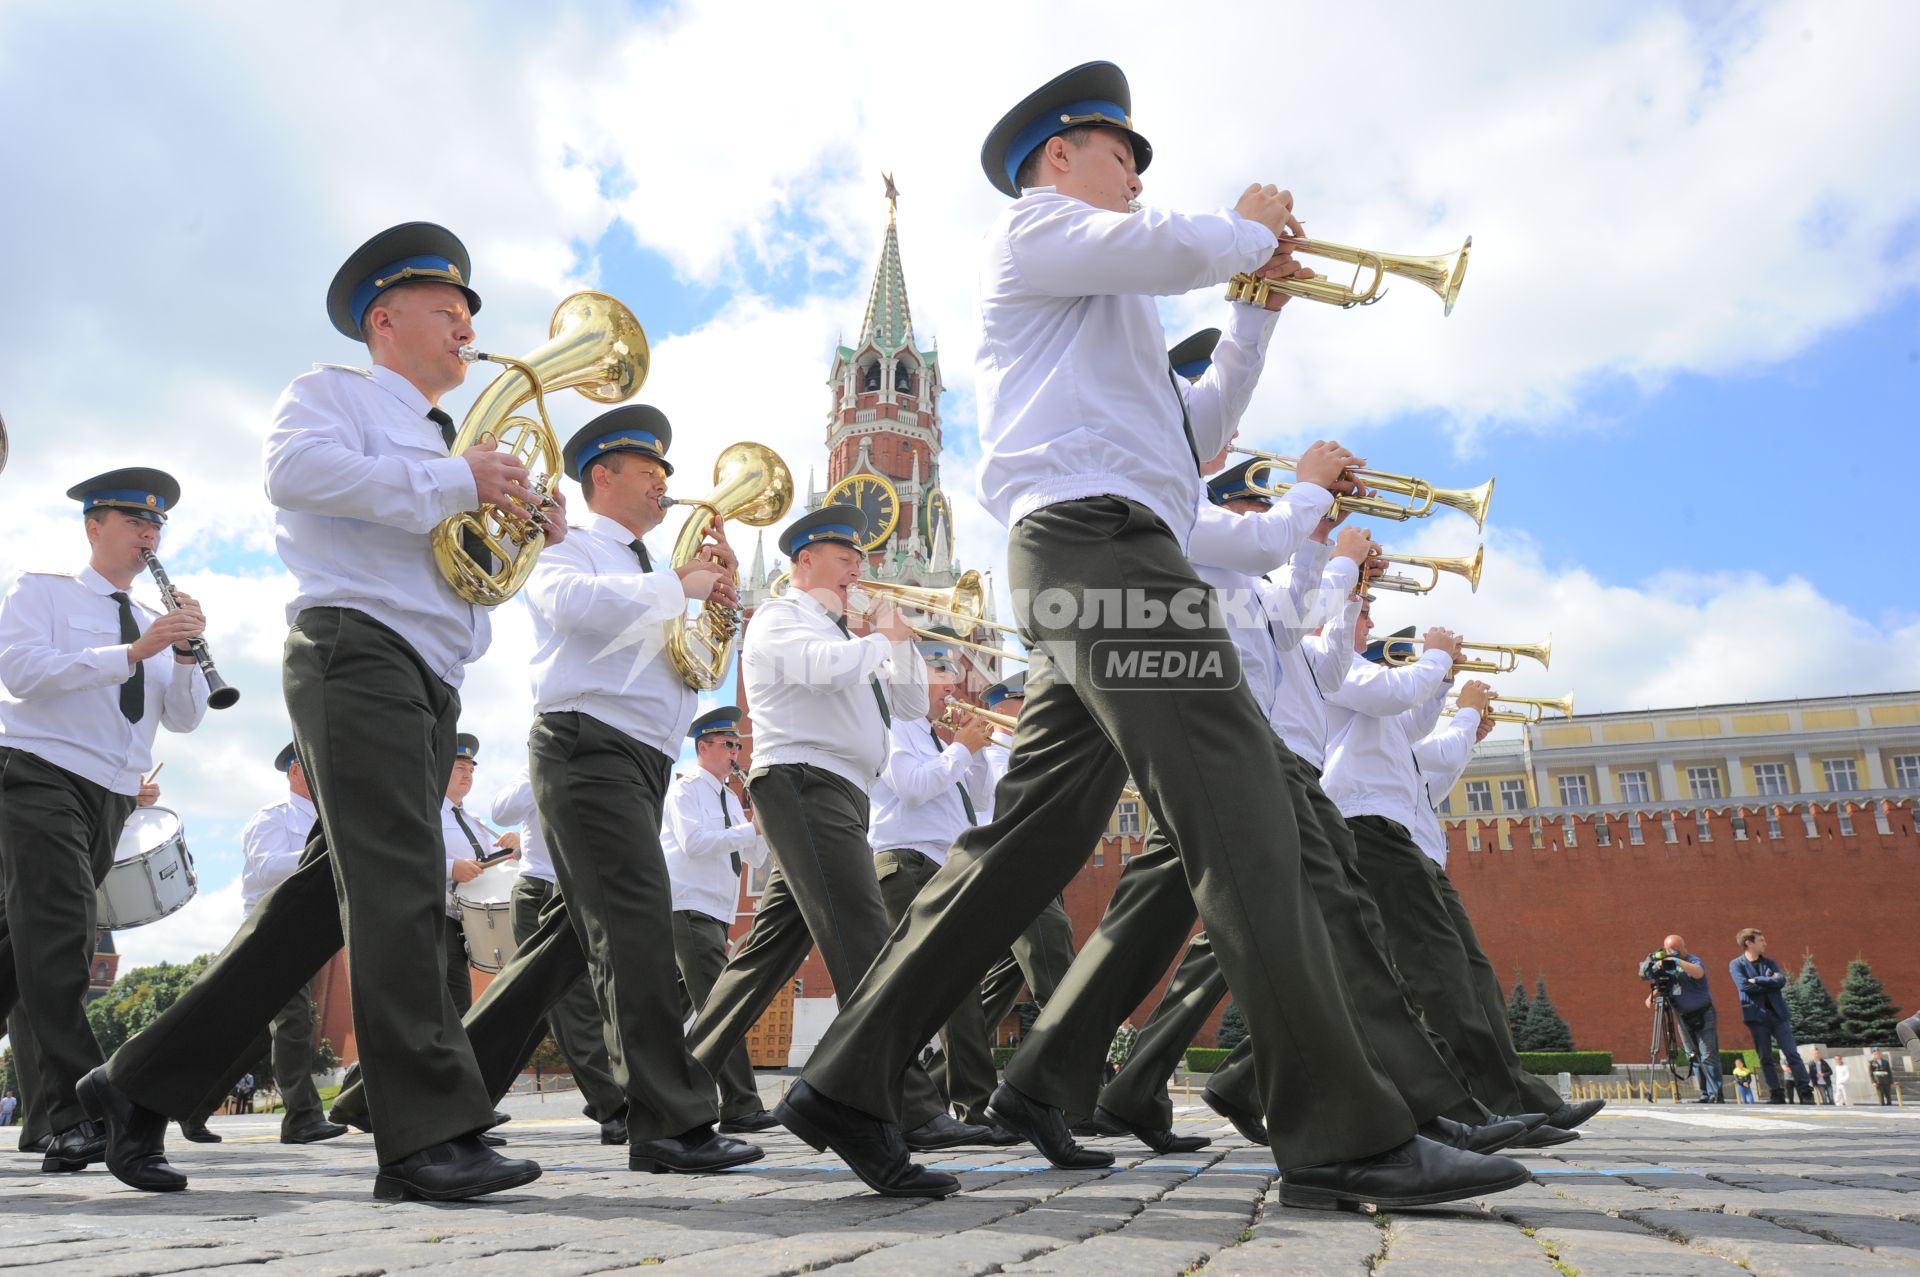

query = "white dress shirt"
[1411, 708, 1482, 867]
[0, 567, 209, 795]
[741, 589, 929, 792]
[524, 511, 694, 756]
[1321, 651, 1456, 832]
[661, 766, 768, 923]
[1265, 542, 1363, 770]
[974, 189, 1281, 546]
[869, 719, 995, 867]
[979, 741, 1012, 823]
[240, 791, 317, 915]
[489, 768, 554, 885]
[441, 798, 500, 918]
[1184, 487, 1336, 719]
[263, 364, 488, 687]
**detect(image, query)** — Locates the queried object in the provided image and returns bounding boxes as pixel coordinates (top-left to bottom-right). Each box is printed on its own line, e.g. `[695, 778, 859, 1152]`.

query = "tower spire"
[858, 178, 914, 354]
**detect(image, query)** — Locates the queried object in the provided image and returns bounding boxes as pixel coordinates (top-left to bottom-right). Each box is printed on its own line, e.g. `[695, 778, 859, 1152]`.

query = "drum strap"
[451, 805, 486, 859]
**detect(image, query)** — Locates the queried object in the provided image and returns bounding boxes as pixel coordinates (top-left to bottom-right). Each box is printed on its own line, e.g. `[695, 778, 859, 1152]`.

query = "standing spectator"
[1729, 929, 1816, 1103]
[1807, 1048, 1834, 1104]
[1105, 1021, 1138, 1085]
[1868, 1050, 1895, 1106]
[1731, 1058, 1755, 1103]
[1832, 1055, 1852, 1106]
[1, 1090, 15, 1126]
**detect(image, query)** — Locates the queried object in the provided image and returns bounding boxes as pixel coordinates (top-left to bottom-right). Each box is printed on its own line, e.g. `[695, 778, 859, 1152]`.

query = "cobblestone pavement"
[4, 1093, 1917, 1275]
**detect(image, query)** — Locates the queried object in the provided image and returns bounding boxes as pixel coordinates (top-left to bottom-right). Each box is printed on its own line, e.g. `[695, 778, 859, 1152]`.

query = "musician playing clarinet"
[0, 467, 209, 1175]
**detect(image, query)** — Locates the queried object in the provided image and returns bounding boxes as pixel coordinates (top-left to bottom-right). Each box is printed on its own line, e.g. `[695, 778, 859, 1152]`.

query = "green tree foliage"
[84, 956, 212, 1057]
[1217, 1002, 1248, 1050]
[1787, 953, 1841, 1044]
[1506, 978, 1531, 1039]
[1519, 978, 1574, 1051]
[1835, 958, 1900, 1046]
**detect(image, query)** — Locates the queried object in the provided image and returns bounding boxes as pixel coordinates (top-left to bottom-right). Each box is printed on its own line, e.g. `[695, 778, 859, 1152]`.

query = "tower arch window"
[861, 361, 881, 392]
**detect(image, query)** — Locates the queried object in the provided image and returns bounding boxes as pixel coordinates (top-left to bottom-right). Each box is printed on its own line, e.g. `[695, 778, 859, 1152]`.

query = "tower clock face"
[921, 487, 952, 548]
[825, 474, 900, 551]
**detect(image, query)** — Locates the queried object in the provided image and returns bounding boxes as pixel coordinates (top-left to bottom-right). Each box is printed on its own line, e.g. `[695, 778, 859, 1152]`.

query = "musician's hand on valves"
[870, 597, 914, 644]
[1423, 627, 1464, 664]
[1332, 526, 1375, 565]
[698, 517, 739, 573]
[1294, 440, 1362, 492]
[1456, 680, 1494, 714]
[1234, 183, 1304, 241]
[953, 710, 994, 754]
[674, 562, 733, 608]
[451, 858, 485, 884]
[540, 484, 569, 546]
[464, 436, 534, 517]
[129, 607, 205, 665]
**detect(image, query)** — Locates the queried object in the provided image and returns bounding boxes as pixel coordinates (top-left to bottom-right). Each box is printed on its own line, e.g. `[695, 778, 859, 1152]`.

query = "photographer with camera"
[1641, 935, 1722, 1103]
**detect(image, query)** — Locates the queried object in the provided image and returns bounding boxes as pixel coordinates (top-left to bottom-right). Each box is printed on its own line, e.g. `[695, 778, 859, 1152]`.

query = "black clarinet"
[729, 760, 753, 814]
[141, 550, 240, 709]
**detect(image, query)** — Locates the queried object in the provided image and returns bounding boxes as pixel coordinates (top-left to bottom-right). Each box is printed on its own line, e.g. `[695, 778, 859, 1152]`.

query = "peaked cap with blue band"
[564, 406, 675, 481]
[778, 503, 869, 557]
[982, 671, 1027, 709]
[981, 60, 1152, 198]
[455, 733, 480, 761]
[1168, 328, 1221, 382]
[1364, 626, 1417, 665]
[274, 742, 299, 774]
[916, 625, 963, 660]
[326, 221, 481, 341]
[689, 706, 745, 740]
[1207, 458, 1272, 508]
[67, 467, 180, 525]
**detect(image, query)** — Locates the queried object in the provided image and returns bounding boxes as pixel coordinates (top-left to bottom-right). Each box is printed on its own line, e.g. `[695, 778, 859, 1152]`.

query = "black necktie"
[110, 591, 144, 724]
[430, 407, 494, 571]
[718, 786, 742, 876]
[833, 613, 891, 726]
[451, 805, 485, 858]
[1168, 367, 1201, 473]
[931, 726, 978, 823]
[629, 539, 653, 572]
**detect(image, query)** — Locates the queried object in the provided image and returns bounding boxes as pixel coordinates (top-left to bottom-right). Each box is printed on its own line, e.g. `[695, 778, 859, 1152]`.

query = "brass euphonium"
[663, 442, 794, 689]
[432, 291, 649, 605]
[1225, 236, 1472, 314]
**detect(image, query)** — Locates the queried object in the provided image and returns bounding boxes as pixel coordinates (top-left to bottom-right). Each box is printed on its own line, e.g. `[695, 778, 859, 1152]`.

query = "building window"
[1557, 775, 1590, 807]
[1119, 849, 1132, 865]
[1875, 801, 1892, 835]
[1116, 800, 1142, 838]
[1528, 817, 1543, 849]
[1499, 779, 1530, 812]
[1802, 808, 1819, 839]
[1661, 813, 1679, 844]
[1561, 816, 1578, 847]
[1686, 766, 1723, 800]
[1752, 762, 1790, 796]
[860, 361, 881, 392]
[1893, 754, 1920, 789]
[1821, 758, 1860, 793]
[1766, 808, 1783, 839]
[1732, 812, 1749, 840]
[1465, 781, 1493, 814]
[1695, 812, 1712, 842]
[1093, 848, 1105, 867]
[1837, 806, 1855, 837]
[1627, 813, 1645, 845]
[1439, 796, 1453, 815]
[1619, 770, 1652, 803]
[1594, 820, 1613, 847]
[1467, 828, 1481, 852]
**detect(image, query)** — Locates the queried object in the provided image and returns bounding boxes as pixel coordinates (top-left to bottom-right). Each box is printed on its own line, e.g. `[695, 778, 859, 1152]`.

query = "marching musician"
[780, 60, 1533, 1210]
[684, 505, 992, 1177]
[1324, 619, 1603, 1141]
[0, 467, 209, 1174]
[660, 707, 778, 1134]
[868, 631, 1013, 1137]
[440, 733, 506, 1017]
[489, 761, 628, 1145]
[81, 222, 542, 1201]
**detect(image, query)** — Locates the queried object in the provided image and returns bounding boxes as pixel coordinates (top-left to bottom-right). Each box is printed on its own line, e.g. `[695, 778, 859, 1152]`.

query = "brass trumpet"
[1234, 449, 1494, 530]
[767, 569, 1026, 663]
[1468, 692, 1575, 724]
[1382, 635, 1551, 674]
[940, 694, 1016, 744]
[1366, 546, 1484, 595]
[1225, 236, 1471, 314]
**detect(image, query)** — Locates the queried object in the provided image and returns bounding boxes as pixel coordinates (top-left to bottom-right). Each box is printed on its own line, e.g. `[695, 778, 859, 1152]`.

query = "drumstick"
[142, 763, 165, 785]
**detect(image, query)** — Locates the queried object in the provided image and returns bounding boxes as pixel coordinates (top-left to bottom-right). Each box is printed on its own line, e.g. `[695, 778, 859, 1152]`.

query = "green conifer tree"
[1790, 953, 1842, 1044]
[1520, 978, 1575, 1051]
[1836, 958, 1900, 1046]
[1506, 977, 1531, 1040]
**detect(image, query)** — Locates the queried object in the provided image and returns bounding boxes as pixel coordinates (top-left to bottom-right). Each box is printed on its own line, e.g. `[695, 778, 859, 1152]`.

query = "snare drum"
[98, 806, 197, 930]
[455, 861, 521, 973]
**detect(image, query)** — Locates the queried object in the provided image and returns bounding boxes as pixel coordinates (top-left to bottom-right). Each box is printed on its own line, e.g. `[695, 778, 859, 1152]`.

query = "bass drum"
[98, 806, 197, 929]
[455, 861, 521, 973]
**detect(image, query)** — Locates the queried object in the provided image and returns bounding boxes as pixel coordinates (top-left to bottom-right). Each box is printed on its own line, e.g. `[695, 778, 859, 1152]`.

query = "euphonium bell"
[1225, 236, 1471, 314]
[663, 442, 794, 690]
[432, 291, 649, 605]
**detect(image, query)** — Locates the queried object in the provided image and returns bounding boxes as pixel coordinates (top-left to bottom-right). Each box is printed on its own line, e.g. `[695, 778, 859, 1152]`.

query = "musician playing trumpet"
[0, 467, 209, 1176]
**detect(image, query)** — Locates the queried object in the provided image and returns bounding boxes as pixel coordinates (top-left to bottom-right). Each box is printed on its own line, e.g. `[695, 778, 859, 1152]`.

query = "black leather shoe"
[1282, 1135, 1531, 1211]
[599, 1116, 628, 1145]
[76, 1069, 184, 1192]
[488, 1109, 511, 1130]
[327, 1100, 372, 1133]
[1071, 1111, 1125, 1138]
[478, 1131, 507, 1147]
[1095, 1105, 1210, 1154]
[41, 1120, 107, 1174]
[1419, 1114, 1528, 1155]
[1543, 1098, 1606, 1130]
[1203, 1087, 1269, 1146]
[904, 1112, 995, 1151]
[178, 1119, 222, 1144]
[1508, 1121, 1579, 1148]
[983, 1083, 1113, 1169]
[718, 1108, 780, 1134]
[1488, 1111, 1550, 1132]
[282, 1119, 349, 1145]
[976, 1123, 1026, 1147]
[20, 1135, 51, 1155]
[1766, 1089, 1786, 1104]
[372, 1135, 541, 1202]
[628, 1127, 764, 1174]
[1796, 1087, 1817, 1105]
[773, 1079, 959, 1199]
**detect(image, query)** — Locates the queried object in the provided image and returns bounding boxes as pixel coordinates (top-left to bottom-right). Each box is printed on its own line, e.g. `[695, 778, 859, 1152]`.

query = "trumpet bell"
[1434, 477, 1495, 530]
[1380, 236, 1471, 317]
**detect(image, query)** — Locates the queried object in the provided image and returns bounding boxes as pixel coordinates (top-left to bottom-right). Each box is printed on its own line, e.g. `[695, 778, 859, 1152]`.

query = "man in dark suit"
[1728, 928, 1814, 1104]
[1806, 1048, 1834, 1104]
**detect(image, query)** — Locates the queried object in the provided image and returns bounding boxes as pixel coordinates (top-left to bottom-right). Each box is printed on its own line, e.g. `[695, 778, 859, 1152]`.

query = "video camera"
[1638, 947, 1682, 991]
